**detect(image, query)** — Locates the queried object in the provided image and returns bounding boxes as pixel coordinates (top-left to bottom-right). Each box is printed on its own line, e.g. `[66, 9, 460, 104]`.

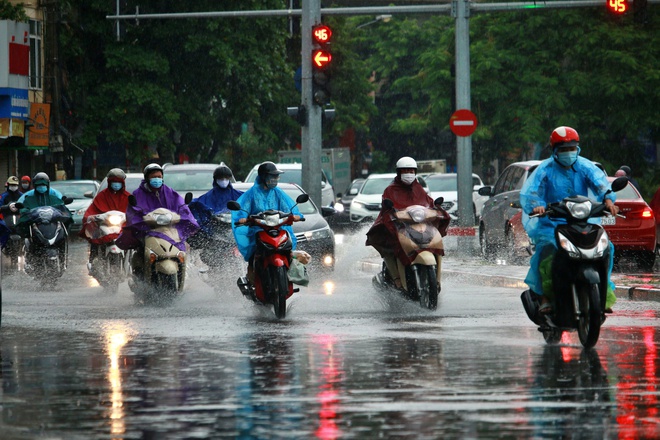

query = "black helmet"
[143, 163, 163, 179]
[33, 172, 50, 186]
[213, 165, 233, 180]
[257, 161, 284, 181]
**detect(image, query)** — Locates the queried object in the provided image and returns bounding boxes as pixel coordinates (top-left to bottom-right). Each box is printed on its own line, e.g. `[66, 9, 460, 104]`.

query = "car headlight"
[557, 232, 580, 258]
[304, 228, 332, 241]
[566, 200, 592, 220]
[351, 201, 365, 210]
[76, 208, 87, 216]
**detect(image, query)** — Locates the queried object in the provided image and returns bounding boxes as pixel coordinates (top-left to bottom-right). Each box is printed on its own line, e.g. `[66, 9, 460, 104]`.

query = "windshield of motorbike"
[361, 176, 394, 195]
[49, 182, 98, 199]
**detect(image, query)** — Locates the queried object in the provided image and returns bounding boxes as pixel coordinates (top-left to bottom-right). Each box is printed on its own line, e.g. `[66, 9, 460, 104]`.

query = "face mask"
[400, 173, 416, 185]
[36, 185, 48, 194]
[555, 150, 579, 167]
[216, 179, 230, 189]
[149, 177, 163, 189]
[21, 183, 29, 190]
[8, 185, 18, 192]
[265, 176, 279, 189]
[110, 182, 123, 191]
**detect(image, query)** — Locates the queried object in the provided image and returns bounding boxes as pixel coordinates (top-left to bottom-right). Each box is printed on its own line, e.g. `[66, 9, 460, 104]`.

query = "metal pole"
[301, 0, 323, 208]
[454, 0, 474, 230]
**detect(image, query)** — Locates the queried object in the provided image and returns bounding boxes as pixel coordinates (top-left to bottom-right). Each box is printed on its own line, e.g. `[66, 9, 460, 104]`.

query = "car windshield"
[281, 188, 316, 215]
[361, 177, 394, 195]
[49, 182, 97, 199]
[164, 171, 213, 192]
[426, 175, 457, 192]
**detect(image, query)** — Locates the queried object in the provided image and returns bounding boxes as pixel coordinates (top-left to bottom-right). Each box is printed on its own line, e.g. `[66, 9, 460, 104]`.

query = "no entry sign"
[449, 109, 478, 137]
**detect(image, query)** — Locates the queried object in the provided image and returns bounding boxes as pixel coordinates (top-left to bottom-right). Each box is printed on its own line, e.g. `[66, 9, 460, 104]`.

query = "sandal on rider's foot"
[393, 278, 402, 289]
[539, 301, 552, 315]
[604, 307, 613, 314]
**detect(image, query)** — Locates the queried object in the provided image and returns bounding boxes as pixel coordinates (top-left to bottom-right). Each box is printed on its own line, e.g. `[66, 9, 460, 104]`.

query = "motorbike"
[1, 209, 24, 273]
[127, 193, 195, 305]
[19, 201, 73, 289]
[188, 210, 242, 281]
[521, 176, 628, 348]
[372, 198, 450, 310]
[227, 194, 308, 319]
[84, 210, 128, 293]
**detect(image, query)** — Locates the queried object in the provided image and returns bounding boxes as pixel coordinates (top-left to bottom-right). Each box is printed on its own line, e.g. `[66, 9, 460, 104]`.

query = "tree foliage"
[0, 0, 28, 21]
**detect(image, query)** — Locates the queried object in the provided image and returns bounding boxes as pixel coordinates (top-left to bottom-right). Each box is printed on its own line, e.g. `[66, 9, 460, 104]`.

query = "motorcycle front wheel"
[270, 266, 289, 319]
[418, 265, 438, 311]
[103, 253, 124, 294]
[577, 283, 602, 348]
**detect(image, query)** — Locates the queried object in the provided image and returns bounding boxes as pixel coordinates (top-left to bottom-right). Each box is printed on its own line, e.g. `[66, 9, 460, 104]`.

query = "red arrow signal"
[313, 50, 332, 69]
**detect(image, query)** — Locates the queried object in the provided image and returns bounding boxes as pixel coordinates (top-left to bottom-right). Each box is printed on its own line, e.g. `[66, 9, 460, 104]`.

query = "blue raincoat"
[231, 176, 303, 262]
[189, 181, 243, 236]
[520, 156, 616, 297]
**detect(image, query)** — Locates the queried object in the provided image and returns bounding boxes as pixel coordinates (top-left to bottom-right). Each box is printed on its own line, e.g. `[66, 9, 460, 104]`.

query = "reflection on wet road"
[0, 239, 659, 438]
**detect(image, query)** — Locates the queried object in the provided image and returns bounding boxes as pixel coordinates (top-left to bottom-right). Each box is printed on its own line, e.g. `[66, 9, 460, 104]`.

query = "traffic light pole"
[301, 0, 324, 209]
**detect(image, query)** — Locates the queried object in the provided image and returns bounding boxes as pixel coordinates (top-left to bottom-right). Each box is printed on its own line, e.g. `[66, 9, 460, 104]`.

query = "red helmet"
[549, 126, 580, 149]
[21, 175, 31, 184]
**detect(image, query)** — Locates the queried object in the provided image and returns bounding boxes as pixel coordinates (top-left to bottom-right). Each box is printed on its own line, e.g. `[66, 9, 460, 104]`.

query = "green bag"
[288, 258, 310, 286]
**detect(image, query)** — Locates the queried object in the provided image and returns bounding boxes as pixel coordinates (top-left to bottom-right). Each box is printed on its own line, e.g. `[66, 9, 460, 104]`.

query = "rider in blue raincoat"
[189, 165, 243, 238]
[520, 126, 619, 314]
[231, 162, 303, 282]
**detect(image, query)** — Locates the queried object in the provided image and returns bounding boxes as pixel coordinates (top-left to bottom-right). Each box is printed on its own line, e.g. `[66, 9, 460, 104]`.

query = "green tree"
[0, 0, 28, 21]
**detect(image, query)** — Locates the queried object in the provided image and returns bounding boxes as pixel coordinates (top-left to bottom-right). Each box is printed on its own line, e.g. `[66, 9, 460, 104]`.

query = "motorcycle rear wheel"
[418, 265, 438, 311]
[270, 266, 289, 319]
[577, 283, 602, 348]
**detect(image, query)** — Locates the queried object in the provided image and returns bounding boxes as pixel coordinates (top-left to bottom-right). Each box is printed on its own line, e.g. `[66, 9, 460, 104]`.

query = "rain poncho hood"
[520, 156, 616, 297]
[231, 176, 303, 261]
[116, 180, 199, 251]
[189, 180, 244, 236]
[366, 176, 449, 265]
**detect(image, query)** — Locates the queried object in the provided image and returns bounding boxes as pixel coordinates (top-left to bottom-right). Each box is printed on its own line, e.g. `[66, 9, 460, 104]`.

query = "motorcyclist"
[520, 126, 619, 314]
[20, 175, 31, 192]
[0, 176, 23, 206]
[231, 161, 303, 283]
[116, 163, 199, 279]
[188, 165, 244, 260]
[365, 156, 449, 289]
[80, 168, 131, 275]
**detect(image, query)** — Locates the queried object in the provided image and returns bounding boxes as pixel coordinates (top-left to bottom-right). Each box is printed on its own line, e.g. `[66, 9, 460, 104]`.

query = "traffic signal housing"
[311, 24, 333, 106]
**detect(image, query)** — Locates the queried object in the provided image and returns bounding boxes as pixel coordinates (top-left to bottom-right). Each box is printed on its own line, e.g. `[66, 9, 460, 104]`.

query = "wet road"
[1, 237, 660, 439]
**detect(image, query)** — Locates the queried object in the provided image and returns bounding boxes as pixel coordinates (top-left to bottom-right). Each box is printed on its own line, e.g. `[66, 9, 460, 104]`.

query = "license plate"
[601, 216, 616, 226]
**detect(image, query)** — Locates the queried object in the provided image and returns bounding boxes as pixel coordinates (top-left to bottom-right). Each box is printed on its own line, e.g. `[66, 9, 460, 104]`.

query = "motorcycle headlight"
[594, 231, 609, 258]
[334, 203, 344, 213]
[262, 214, 282, 227]
[566, 200, 592, 220]
[155, 213, 173, 225]
[107, 214, 124, 226]
[304, 228, 332, 241]
[407, 207, 427, 223]
[558, 231, 581, 258]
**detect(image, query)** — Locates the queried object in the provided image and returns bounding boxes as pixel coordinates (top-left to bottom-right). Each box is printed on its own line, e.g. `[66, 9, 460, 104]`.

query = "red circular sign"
[449, 109, 478, 137]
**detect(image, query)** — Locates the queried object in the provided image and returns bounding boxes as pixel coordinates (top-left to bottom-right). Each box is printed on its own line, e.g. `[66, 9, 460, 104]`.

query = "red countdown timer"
[607, 0, 627, 14]
[313, 25, 333, 45]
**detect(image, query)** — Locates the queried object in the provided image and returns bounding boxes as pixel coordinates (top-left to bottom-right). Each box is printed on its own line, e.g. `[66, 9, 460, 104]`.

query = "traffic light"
[606, 0, 628, 15]
[311, 24, 332, 106]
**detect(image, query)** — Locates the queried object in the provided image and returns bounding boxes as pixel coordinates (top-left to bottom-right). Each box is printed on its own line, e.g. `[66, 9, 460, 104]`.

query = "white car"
[424, 173, 488, 224]
[349, 173, 429, 223]
[244, 163, 335, 208]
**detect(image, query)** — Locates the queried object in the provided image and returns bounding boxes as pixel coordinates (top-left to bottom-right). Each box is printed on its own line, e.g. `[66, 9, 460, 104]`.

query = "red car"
[603, 177, 656, 270]
[509, 178, 656, 270]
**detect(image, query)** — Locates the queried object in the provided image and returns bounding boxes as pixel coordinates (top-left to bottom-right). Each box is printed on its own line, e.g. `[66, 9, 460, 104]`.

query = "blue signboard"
[0, 87, 29, 119]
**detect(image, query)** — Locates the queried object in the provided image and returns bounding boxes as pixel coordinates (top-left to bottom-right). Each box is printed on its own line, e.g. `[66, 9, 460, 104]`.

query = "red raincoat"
[79, 187, 130, 243]
[366, 176, 449, 265]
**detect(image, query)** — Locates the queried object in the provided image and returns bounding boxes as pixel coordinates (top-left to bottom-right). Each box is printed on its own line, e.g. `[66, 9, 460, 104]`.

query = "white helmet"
[396, 156, 417, 170]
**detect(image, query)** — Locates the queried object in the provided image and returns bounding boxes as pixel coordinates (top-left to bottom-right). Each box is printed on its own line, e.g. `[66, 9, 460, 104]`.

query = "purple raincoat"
[116, 181, 199, 251]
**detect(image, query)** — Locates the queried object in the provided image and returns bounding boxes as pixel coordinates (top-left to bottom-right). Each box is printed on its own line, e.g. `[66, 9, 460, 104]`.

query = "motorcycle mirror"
[382, 198, 394, 210]
[62, 196, 74, 205]
[184, 192, 193, 204]
[611, 176, 628, 193]
[296, 194, 309, 204]
[15, 202, 23, 209]
[227, 201, 241, 211]
[128, 194, 137, 207]
[433, 197, 444, 206]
